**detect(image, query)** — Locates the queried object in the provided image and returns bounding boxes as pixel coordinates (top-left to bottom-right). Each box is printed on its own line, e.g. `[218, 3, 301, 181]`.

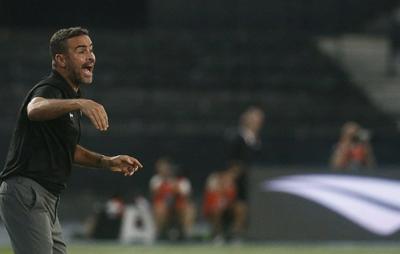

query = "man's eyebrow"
[74, 44, 93, 50]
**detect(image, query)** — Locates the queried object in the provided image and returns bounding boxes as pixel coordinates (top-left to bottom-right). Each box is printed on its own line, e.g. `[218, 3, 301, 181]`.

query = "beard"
[66, 64, 93, 87]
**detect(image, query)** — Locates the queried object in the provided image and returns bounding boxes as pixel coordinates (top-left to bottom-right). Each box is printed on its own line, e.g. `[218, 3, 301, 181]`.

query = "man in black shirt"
[225, 106, 264, 240]
[0, 27, 143, 254]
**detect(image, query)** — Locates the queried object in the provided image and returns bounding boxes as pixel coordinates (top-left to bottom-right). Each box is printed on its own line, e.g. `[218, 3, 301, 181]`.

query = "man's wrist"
[72, 99, 83, 110]
[98, 155, 111, 169]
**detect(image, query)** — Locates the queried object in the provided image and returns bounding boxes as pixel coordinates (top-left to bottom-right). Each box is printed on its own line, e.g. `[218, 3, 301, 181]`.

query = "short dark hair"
[49, 27, 89, 59]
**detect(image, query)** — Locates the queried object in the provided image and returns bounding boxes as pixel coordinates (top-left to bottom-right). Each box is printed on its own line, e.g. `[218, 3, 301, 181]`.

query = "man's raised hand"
[77, 99, 109, 131]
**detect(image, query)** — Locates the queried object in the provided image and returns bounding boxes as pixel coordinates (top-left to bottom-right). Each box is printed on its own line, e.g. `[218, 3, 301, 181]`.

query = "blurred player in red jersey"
[203, 163, 243, 241]
[149, 157, 195, 239]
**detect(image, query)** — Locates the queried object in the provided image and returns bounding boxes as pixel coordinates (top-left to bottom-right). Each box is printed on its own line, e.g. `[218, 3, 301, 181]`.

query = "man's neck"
[53, 68, 79, 92]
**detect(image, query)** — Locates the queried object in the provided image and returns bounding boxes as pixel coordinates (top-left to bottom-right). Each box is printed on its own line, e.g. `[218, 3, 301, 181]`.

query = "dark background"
[0, 0, 399, 209]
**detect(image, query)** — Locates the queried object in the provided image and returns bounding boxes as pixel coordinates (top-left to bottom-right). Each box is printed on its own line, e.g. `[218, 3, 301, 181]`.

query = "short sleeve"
[31, 85, 63, 99]
[149, 175, 162, 192]
[177, 178, 191, 195]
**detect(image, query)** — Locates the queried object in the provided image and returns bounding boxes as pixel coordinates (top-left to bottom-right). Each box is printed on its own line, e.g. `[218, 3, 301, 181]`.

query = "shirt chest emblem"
[69, 113, 74, 119]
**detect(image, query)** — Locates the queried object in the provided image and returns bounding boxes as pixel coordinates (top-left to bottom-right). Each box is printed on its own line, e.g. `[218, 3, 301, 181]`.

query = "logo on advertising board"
[263, 174, 400, 236]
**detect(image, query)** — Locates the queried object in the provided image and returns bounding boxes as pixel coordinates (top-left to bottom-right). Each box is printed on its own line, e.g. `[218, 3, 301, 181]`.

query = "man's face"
[247, 110, 265, 133]
[156, 160, 172, 177]
[63, 35, 96, 86]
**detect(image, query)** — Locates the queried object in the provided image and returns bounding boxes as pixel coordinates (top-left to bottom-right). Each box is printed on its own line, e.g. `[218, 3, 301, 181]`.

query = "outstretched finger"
[127, 157, 143, 168]
[88, 114, 101, 130]
[98, 107, 109, 130]
[128, 167, 136, 176]
[124, 167, 135, 176]
[92, 111, 106, 131]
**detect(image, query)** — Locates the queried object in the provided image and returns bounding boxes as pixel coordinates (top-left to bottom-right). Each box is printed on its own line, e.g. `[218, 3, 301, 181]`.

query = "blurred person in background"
[224, 106, 265, 240]
[174, 167, 196, 239]
[85, 193, 125, 240]
[118, 193, 156, 244]
[330, 121, 376, 171]
[203, 163, 243, 243]
[149, 157, 195, 240]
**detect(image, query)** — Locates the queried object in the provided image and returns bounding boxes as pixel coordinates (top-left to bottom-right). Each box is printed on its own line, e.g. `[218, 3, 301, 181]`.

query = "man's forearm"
[74, 145, 110, 169]
[27, 98, 81, 121]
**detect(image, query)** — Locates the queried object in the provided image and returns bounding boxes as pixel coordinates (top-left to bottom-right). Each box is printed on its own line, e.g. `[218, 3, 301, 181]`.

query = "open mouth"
[82, 65, 94, 77]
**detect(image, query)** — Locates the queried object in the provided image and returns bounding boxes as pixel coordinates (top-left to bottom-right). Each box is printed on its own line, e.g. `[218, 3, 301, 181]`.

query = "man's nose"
[88, 52, 95, 63]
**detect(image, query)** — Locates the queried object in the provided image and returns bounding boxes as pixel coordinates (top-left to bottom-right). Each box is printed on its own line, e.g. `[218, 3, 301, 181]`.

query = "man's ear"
[54, 54, 66, 68]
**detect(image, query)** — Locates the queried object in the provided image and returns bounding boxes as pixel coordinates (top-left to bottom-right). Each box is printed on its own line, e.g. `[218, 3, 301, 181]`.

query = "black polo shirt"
[0, 70, 81, 195]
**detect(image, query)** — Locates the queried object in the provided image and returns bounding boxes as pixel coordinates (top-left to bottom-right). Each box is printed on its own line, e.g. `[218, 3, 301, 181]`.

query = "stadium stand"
[0, 28, 397, 173]
[1, 1, 400, 225]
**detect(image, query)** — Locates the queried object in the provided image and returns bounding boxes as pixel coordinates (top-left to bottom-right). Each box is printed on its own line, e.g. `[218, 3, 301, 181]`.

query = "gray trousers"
[0, 176, 66, 254]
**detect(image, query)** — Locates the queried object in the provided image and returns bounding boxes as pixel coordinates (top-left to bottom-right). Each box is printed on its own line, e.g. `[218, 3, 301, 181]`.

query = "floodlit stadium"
[1, 1, 400, 253]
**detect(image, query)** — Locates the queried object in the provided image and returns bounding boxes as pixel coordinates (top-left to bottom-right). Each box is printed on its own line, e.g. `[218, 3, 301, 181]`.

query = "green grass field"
[1, 243, 400, 254]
